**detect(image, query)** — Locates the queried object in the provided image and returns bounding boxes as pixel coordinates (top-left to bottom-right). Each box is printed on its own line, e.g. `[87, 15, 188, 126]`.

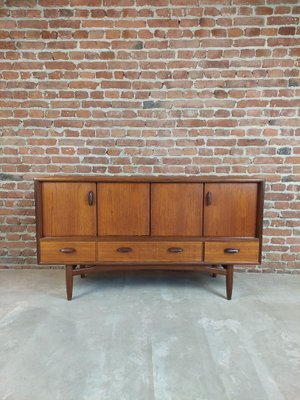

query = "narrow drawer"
[40, 241, 96, 263]
[98, 241, 203, 263]
[204, 241, 259, 263]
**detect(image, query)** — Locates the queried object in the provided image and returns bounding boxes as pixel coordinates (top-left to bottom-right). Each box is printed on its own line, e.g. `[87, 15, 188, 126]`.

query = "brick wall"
[0, 0, 299, 271]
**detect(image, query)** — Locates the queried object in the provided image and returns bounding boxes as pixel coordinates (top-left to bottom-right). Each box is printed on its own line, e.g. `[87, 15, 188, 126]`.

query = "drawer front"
[204, 241, 259, 263]
[98, 242, 203, 263]
[40, 241, 96, 263]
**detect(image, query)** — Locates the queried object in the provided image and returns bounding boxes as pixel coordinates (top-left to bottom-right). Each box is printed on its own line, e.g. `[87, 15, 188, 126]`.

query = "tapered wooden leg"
[225, 264, 234, 300]
[80, 265, 86, 278]
[211, 273, 217, 278]
[66, 265, 73, 301]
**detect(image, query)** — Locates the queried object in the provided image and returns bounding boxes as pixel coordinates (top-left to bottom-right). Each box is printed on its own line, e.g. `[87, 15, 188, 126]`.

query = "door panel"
[204, 183, 258, 237]
[42, 182, 97, 236]
[98, 183, 149, 236]
[151, 183, 203, 236]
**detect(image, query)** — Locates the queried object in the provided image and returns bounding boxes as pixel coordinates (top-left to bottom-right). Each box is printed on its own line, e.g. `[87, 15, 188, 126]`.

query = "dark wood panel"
[256, 181, 265, 263]
[204, 183, 258, 237]
[34, 180, 42, 262]
[151, 183, 203, 236]
[42, 182, 97, 236]
[98, 183, 149, 236]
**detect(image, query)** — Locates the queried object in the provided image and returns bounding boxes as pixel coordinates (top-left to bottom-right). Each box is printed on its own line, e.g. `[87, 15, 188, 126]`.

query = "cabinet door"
[98, 183, 149, 236]
[151, 183, 203, 236]
[42, 182, 97, 236]
[204, 183, 258, 237]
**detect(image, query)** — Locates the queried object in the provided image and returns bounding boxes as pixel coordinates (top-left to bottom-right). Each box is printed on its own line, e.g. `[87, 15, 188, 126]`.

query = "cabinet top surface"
[35, 175, 265, 183]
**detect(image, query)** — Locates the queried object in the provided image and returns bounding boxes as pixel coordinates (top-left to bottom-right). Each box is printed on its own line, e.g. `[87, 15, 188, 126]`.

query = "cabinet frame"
[35, 176, 265, 301]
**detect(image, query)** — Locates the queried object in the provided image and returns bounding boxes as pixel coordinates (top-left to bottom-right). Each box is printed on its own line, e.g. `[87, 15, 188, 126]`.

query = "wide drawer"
[40, 241, 96, 263]
[204, 241, 259, 263]
[98, 241, 203, 263]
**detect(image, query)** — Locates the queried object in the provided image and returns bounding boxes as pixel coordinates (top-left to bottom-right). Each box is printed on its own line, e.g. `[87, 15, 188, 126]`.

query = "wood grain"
[204, 241, 259, 263]
[98, 183, 150, 236]
[98, 241, 203, 263]
[42, 182, 97, 236]
[203, 183, 258, 237]
[151, 183, 203, 236]
[40, 241, 96, 263]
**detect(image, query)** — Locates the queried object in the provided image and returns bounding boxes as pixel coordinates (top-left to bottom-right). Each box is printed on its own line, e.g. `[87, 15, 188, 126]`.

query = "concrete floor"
[0, 270, 299, 400]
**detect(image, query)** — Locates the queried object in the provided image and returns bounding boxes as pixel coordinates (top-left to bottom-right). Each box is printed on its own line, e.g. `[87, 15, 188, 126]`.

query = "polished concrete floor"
[0, 270, 299, 400]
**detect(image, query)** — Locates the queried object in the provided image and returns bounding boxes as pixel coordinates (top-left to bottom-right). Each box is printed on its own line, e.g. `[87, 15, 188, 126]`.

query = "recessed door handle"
[88, 191, 94, 206]
[117, 247, 133, 253]
[224, 248, 240, 254]
[60, 248, 76, 254]
[206, 191, 212, 206]
[168, 247, 184, 253]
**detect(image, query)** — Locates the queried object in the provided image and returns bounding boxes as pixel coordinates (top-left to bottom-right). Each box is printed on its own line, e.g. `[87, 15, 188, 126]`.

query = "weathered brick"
[6, 0, 36, 6]
[0, 1, 299, 272]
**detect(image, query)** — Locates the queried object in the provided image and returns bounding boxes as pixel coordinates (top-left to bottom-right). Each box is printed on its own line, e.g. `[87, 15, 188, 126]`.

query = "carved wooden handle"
[168, 247, 184, 253]
[206, 191, 212, 206]
[117, 247, 133, 253]
[60, 248, 76, 253]
[88, 191, 94, 206]
[224, 248, 240, 254]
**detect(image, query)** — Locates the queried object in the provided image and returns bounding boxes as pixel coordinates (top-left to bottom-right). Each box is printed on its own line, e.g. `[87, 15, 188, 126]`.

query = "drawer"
[98, 241, 203, 263]
[40, 241, 96, 263]
[204, 241, 259, 263]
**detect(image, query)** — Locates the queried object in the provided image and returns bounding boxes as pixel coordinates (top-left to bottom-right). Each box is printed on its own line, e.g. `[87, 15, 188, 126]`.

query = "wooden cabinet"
[35, 177, 264, 301]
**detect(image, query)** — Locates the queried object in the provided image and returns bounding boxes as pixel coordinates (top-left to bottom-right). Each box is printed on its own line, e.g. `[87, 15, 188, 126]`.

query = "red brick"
[18, 20, 48, 29]
[268, 16, 299, 25]
[199, 17, 215, 27]
[0, 41, 16, 49]
[255, 7, 273, 15]
[49, 20, 81, 29]
[268, 38, 299, 47]
[201, 39, 232, 48]
[70, 0, 102, 5]
[234, 17, 265, 26]
[0, 1, 298, 272]
[148, 19, 179, 28]
[7, 0, 36, 6]
[279, 27, 296, 35]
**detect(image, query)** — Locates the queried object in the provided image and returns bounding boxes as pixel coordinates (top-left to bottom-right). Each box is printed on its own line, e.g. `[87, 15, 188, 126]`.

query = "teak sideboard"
[34, 176, 265, 300]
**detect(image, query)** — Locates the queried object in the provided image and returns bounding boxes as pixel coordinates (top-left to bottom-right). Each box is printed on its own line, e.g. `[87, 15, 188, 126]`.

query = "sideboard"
[34, 176, 265, 300]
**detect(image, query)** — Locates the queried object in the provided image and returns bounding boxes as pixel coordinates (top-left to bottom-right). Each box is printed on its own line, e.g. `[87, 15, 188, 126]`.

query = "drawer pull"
[116, 247, 133, 253]
[168, 247, 184, 253]
[224, 248, 240, 254]
[88, 191, 94, 206]
[59, 248, 76, 254]
[206, 191, 212, 206]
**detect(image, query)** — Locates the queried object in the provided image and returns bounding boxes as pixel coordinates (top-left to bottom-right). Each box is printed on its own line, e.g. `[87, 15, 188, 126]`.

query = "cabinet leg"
[211, 273, 217, 278]
[66, 265, 73, 301]
[225, 265, 234, 300]
[80, 265, 86, 278]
